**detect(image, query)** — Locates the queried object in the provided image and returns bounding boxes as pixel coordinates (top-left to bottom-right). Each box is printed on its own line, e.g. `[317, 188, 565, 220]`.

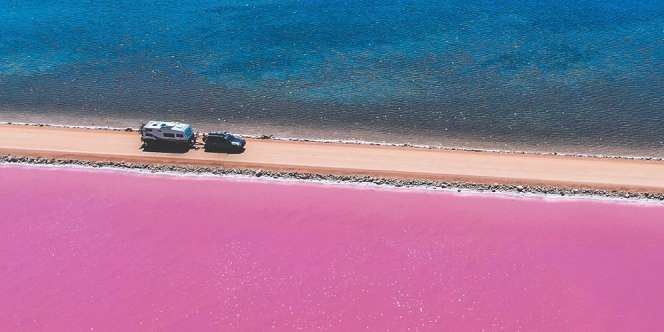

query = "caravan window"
[176, 134, 183, 137]
[163, 133, 175, 138]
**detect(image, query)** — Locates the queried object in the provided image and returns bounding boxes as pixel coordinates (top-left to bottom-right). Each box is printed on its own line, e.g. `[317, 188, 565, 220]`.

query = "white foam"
[3, 161, 662, 207]
[3, 121, 661, 162]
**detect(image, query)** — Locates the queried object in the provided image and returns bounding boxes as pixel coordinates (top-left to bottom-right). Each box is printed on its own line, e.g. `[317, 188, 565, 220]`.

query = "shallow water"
[1, 0, 663, 156]
[2, 165, 664, 331]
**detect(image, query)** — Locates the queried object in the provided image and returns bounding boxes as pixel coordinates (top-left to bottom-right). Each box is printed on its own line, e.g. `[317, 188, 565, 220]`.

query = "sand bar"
[1, 124, 664, 193]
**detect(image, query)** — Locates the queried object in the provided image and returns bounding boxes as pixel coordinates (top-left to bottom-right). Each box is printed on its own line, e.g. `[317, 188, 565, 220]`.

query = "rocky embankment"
[2, 154, 663, 202]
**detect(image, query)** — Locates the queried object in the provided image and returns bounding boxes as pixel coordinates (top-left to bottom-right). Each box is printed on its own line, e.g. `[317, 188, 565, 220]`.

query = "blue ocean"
[1, 0, 663, 155]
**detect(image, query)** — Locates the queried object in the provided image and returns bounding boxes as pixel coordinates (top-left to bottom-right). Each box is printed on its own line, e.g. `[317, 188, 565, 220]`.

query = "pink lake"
[1, 165, 664, 331]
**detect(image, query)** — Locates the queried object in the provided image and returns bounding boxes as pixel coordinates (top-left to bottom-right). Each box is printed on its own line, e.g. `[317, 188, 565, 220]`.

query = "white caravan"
[139, 121, 196, 147]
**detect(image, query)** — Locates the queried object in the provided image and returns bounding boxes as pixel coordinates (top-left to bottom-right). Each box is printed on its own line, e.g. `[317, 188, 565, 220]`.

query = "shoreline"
[3, 120, 663, 162]
[2, 123, 664, 200]
[4, 159, 664, 204]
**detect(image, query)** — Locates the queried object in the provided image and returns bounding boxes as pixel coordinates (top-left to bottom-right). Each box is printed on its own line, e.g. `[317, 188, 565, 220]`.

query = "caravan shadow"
[141, 143, 193, 153]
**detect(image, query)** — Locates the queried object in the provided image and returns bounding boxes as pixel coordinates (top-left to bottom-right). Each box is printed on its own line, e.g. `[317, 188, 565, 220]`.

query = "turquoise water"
[1, 0, 663, 155]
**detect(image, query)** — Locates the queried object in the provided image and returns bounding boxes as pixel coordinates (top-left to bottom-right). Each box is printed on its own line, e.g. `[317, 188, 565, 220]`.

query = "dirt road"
[2, 124, 664, 192]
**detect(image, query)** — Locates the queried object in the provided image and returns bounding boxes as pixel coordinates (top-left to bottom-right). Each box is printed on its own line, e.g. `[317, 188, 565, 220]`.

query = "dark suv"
[203, 132, 246, 153]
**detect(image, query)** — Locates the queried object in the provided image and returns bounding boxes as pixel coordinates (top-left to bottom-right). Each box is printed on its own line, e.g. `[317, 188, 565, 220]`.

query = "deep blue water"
[1, 0, 663, 155]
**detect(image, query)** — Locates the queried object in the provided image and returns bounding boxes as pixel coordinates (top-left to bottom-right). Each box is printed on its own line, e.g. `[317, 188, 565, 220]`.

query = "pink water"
[1, 166, 664, 331]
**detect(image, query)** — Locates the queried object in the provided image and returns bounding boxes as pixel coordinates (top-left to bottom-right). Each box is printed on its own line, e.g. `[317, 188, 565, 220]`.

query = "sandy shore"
[2, 123, 664, 194]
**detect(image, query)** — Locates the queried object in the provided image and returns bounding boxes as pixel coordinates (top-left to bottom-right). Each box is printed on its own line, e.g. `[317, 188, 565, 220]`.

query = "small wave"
[3, 120, 662, 162]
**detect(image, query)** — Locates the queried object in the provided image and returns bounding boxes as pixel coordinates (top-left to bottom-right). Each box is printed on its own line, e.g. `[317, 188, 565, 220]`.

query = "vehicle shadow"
[141, 143, 193, 153]
[203, 148, 246, 154]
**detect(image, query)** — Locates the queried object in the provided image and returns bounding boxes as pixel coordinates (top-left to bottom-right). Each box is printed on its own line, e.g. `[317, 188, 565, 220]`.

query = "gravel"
[2, 154, 663, 201]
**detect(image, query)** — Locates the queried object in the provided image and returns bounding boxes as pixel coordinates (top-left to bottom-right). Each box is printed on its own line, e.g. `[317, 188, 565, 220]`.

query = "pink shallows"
[1, 165, 664, 331]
